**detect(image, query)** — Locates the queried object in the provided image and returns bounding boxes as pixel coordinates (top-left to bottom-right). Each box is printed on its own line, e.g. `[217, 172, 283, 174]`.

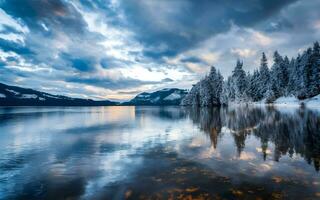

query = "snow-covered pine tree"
[181, 66, 223, 107]
[220, 81, 229, 105]
[297, 48, 313, 99]
[258, 52, 270, 100]
[287, 58, 296, 95]
[181, 82, 200, 106]
[248, 70, 261, 101]
[270, 51, 287, 99]
[231, 60, 248, 102]
[208, 66, 223, 105]
[226, 76, 235, 102]
[311, 41, 320, 96]
[293, 54, 304, 96]
[200, 76, 212, 107]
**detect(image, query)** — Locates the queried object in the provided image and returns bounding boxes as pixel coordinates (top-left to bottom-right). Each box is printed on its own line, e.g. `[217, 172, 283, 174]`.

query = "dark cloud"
[65, 76, 160, 90]
[180, 57, 203, 64]
[0, 38, 34, 55]
[0, 24, 23, 34]
[120, 0, 298, 58]
[1, 0, 86, 35]
[59, 53, 96, 72]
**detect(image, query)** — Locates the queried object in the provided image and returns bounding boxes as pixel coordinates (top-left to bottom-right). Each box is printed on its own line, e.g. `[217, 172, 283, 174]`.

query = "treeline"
[181, 41, 320, 106]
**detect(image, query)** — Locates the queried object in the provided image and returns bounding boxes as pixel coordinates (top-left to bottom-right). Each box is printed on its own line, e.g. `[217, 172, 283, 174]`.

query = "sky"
[0, 0, 319, 101]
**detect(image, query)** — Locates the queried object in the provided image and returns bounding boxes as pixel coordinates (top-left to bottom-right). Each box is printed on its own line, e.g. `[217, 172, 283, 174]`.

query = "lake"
[0, 106, 319, 200]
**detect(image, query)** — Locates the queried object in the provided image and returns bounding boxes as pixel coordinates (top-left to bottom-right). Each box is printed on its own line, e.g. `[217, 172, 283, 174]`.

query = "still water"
[0, 106, 319, 200]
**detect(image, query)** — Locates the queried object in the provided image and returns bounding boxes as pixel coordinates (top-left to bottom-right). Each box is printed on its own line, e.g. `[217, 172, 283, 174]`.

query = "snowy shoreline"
[250, 94, 320, 108]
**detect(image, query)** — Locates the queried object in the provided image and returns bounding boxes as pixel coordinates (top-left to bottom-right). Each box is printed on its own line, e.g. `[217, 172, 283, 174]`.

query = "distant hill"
[0, 82, 118, 106]
[122, 88, 188, 105]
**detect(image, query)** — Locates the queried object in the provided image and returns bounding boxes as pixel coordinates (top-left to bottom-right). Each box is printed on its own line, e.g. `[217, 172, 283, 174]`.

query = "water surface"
[0, 106, 319, 199]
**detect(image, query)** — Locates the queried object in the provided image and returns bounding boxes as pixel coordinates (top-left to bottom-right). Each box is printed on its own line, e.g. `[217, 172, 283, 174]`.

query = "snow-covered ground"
[253, 95, 320, 108]
[0, 93, 6, 98]
[274, 95, 320, 108]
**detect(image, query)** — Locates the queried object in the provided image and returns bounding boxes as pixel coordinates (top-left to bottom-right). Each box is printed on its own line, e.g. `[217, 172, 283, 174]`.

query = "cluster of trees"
[181, 66, 223, 106]
[181, 41, 320, 106]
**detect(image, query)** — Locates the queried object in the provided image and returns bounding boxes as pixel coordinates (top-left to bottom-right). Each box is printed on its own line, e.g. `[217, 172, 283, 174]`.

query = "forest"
[181, 42, 320, 106]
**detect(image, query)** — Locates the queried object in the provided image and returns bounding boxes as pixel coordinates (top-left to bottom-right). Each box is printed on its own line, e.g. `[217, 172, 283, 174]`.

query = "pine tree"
[311, 41, 320, 96]
[270, 51, 286, 99]
[287, 58, 296, 95]
[296, 48, 313, 99]
[248, 70, 260, 101]
[231, 60, 248, 102]
[258, 52, 270, 100]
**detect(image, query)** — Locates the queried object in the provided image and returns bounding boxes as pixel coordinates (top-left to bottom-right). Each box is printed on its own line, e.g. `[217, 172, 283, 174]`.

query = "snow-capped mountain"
[123, 88, 188, 105]
[0, 82, 118, 106]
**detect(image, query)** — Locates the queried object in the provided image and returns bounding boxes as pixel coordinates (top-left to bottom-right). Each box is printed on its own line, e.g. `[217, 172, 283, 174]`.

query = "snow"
[20, 94, 38, 99]
[164, 92, 181, 101]
[151, 97, 160, 103]
[5, 89, 20, 95]
[43, 94, 61, 99]
[252, 95, 320, 108]
[137, 94, 150, 98]
[303, 94, 320, 108]
[0, 93, 6, 98]
[274, 95, 300, 106]
[39, 97, 46, 101]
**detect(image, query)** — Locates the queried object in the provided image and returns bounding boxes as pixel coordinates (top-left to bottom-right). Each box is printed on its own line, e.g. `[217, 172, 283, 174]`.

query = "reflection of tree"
[224, 106, 265, 156]
[135, 106, 186, 120]
[185, 107, 223, 149]
[186, 105, 320, 172]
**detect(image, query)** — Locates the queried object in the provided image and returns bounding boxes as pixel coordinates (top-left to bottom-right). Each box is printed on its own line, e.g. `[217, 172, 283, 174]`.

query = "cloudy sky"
[0, 0, 319, 101]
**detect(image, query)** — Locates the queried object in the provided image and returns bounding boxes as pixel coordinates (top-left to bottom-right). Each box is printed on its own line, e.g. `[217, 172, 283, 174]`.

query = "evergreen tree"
[258, 52, 270, 100]
[231, 60, 248, 102]
[248, 70, 260, 101]
[270, 51, 287, 99]
[311, 41, 320, 96]
[287, 58, 296, 95]
[298, 48, 313, 99]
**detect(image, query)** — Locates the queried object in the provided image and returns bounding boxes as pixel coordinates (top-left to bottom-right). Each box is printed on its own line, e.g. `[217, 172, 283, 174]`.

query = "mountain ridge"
[0, 82, 188, 106]
[0, 82, 118, 106]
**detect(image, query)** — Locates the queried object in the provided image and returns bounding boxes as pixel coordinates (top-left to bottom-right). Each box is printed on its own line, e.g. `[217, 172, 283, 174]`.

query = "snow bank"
[303, 94, 320, 108]
[274, 95, 300, 106]
[254, 95, 320, 108]
[0, 93, 6, 98]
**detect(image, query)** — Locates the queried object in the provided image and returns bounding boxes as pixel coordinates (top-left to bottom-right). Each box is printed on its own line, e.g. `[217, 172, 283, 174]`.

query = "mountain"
[0, 82, 118, 106]
[123, 88, 188, 105]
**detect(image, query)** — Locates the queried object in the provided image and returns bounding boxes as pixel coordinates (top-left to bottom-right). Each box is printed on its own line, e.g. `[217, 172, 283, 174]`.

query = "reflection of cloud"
[259, 163, 272, 171]
[256, 147, 272, 154]
[238, 151, 256, 161]
[199, 147, 221, 159]
[189, 137, 206, 148]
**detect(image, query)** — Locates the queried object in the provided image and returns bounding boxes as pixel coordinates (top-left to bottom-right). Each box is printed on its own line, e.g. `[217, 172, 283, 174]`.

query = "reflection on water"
[0, 106, 319, 199]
